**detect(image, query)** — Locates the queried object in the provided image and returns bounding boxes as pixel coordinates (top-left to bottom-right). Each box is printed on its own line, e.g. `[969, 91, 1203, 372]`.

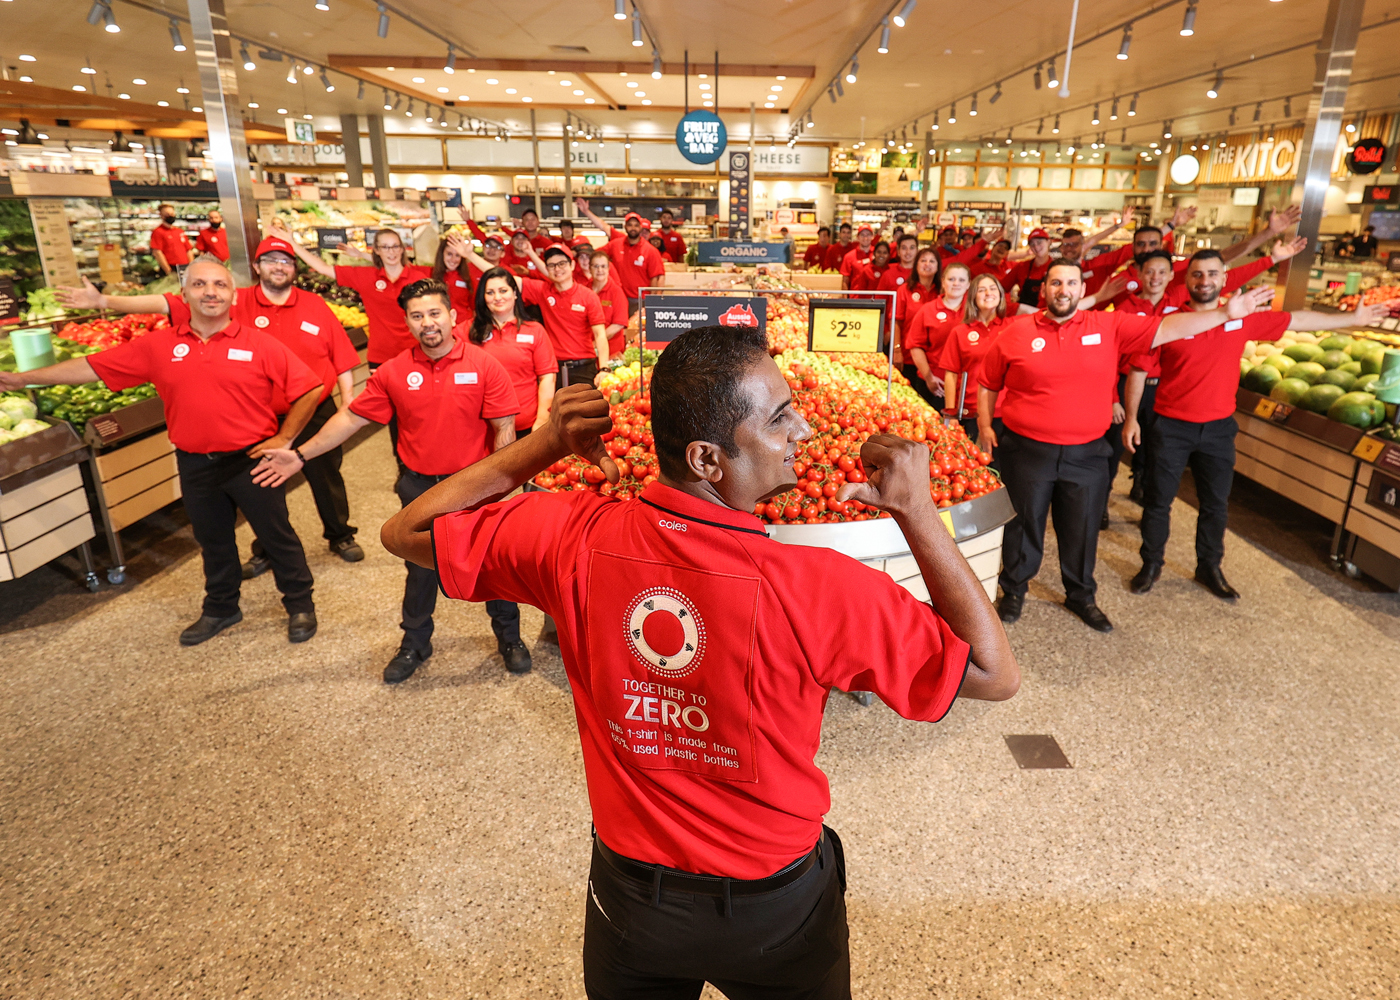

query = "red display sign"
[1348, 138, 1388, 175]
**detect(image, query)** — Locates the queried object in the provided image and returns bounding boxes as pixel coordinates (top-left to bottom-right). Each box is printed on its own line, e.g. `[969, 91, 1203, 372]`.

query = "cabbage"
[0, 397, 37, 421]
[0, 411, 12, 431]
[9, 418, 49, 438]
[0, 429, 14, 445]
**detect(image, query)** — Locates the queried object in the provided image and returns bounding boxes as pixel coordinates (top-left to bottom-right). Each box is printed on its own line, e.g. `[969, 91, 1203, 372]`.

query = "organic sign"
[675, 110, 727, 165]
[693, 241, 790, 265]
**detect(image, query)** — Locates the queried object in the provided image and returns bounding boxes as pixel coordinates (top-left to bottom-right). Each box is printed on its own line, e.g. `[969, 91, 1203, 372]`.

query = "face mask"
[161, 214, 176, 224]
[208, 221, 222, 230]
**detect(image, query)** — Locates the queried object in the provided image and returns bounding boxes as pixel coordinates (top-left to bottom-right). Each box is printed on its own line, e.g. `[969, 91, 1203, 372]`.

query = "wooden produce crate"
[0, 420, 97, 583]
[94, 430, 180, 532]
[1233, 388, 1360, 524]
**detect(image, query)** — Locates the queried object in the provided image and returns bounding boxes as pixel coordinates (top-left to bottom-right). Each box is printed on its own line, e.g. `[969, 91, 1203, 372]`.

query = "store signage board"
[808, 301, 887, 354]
[728, 150, 751, 240]
[675, 110, 727, 165]
[27, 199, 81, 288]
[1365, 471, 1400, 519]
[694, 241, 789, 265]
[285, 118, 316, 145]
[641, 294, 766, 345]
[1364, 185, 1400, 204]
[0, 278, 20, 326]
[750, 147, 830, 175]
[1347, 138, 1387, 175]
[584, 173, 606, 186]
[97, 244, 124, 285]
[109, 168, 217, 199]
[1233, 187, 1261, 206]
[316, 228, 348, 250]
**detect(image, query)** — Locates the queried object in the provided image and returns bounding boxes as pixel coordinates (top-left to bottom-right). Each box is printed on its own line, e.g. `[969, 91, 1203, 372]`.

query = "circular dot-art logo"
[254, 315, 271, 328]
[172, 343, 190, 358]
[406, 371, 424, 389]
[624, 587, 706, 678]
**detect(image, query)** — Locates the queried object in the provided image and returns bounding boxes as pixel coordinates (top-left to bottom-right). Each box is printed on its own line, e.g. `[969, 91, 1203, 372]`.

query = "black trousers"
[177, 449, 314, 618]
[1103, 374, 1129, 508]
[583, 828, 850, 1000]
[395, 468, 519, 652]
[1129, 379, 1160, 485]
[251, 398, 355, 559]
[1139, 414, 1237, 570]
[997, 428, 1112, 605]
[369, 361, 406, 478]
[561, 359, 599, 389]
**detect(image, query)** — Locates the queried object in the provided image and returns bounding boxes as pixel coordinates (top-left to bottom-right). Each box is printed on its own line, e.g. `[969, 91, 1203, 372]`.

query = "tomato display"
[54, 313, 169, 349]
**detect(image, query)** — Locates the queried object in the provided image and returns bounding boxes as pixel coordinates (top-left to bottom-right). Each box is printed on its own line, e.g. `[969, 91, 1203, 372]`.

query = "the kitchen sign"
[675, 109, 727, 165]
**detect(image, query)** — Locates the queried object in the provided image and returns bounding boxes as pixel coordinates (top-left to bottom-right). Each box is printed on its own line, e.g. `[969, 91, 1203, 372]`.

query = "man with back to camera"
[0, 258, 323, 645]
[380, 325, 1021, 998]
[977, 259, 1278, 633]
[255, 278, 522, 681]
[1127, 250, 1391, 600]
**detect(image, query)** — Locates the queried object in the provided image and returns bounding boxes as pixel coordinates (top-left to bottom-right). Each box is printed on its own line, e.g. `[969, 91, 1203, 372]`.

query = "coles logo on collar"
[1031, 337, 1047, 352]
[254, 315, 271, 328]
[172, 343, 190, 359]
[936, 311, 947, 320]
[625, 587, 706, 679]
[547, 295, 557, 306]
[375, 279, 388, 291]
[968, 330, 981, 343]
[406, 371, 424, 390]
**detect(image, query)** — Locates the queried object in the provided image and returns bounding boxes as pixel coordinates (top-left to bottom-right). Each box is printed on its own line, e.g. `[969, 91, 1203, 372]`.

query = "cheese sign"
[808, 301, 887, 354]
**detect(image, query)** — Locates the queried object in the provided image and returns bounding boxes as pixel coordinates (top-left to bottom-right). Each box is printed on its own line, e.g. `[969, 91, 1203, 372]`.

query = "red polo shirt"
[606, 236, 667, 299]
[851, 261, 891, 292]
[979, 309, 1161, 445]
[1001, 257, 1051, 300]
[193, 226, 229, 262]
[463, 318, 558, 431]
[802, 242, 830, 269]
[433, 481, 970, 878]
[440, 267, 475, 318]
[1078, 242, 1135, 296]
[149, 223, 190, 267]
[903, 296, 964, 357]
[876, 263, 914, 294]
[333, 263, 432, 365]
[938, 317, 1011, 419]
[525, 231, 555, 251]
[896, 279, 940, 329]
[593, 277, 629, 356]
[823, 240, 853, 271]
[88, 319, 320, 454]
[348, 336, 517, 476]
[968, 256, 1014, 283]
[840, 245, 875, 282]
[1150, 311, 1291, 423]
[521, 279, 606, 361]
[658, 227, 687, 263]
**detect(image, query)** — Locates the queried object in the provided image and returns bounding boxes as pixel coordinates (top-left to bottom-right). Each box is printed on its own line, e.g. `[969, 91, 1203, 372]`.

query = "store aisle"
[2, 435, 1397, 999]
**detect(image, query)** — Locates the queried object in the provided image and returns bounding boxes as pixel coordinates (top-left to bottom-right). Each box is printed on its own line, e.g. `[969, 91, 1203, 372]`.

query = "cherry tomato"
[764, 503, 782, 521]
[822, 482, 838, 499]
[565, 466, 582, 483]
[804, 481, 824, 500]
[784, 503, 802, 520]
[837, 455, 856, 472]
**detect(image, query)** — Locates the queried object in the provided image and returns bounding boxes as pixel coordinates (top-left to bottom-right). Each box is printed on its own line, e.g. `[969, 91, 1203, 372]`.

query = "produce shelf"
[0, 418, 100, 588]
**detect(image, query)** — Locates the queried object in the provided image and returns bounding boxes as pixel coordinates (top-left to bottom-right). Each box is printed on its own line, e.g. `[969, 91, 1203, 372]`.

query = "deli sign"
[1348, 138, 1387, 175]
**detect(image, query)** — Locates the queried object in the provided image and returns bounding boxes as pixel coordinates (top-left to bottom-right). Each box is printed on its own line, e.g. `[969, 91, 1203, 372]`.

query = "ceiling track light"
[652, 50, 662, 79]
[631, 8, 643, 46]
[1037, 118, 1044, 135]
[320, 68, 334, 92]
[948, 102, 957, 124]
[304, 64, 314, 75]
[1207, 70, 1222, 99]
[315, 0, 329, 10]
[240, 42, 255, 71]
[405, 99, 413, 117]
[1180, 0, 1197, 36]
[1109, 97, 1119, 121]
[834, 77, 844, 98]
[1034, 64, 1043, 90]
[1163, 121, 1173, 139]
[1253, 102, 1262, 122]
[1117, 23, 1132, 60]
[1128, 93, 1138, 116]
[377, 2, 389, 38]
[444, 45, 456, 74]
[356, 79, 365, 99]
[845, 58, 858, 84]
[168, 19, 186, 51]
[614, 0, 627, 18]
[990, 83, 1002, 105]
[878, 18, 891, 54]
[970, 93, 978, 116]
[1091, 103, 1100, 125]
[1046, 57, 1059, 90]
[892, 0, 916, 28]
[827, 85, 836, 104]
[1228, 106, 1237, 126]
[287, 62, 298, 84]
[382, 88, 392, 110]
[1051, 113, 1060, 134]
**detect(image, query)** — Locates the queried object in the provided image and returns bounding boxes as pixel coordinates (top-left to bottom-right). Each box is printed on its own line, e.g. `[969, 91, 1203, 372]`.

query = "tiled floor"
[2, 428, 1397, 999]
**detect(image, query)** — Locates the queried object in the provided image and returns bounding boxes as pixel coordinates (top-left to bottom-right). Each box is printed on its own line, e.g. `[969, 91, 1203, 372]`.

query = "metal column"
[919, 132, 931, 218]
[1152, 139, 1172, 222]
[530, 109, 542, 218]
[366, 114, 390, 189]
[340, 114, 363, 185]
[563, 128, 572, 208]
[186, 0, 257, 284]
[1284, 0, 1366, 310]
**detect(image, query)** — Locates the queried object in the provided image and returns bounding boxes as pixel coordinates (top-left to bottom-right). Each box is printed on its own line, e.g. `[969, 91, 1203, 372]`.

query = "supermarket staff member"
[657, 208, 687, 263]
[1000, 228, 1052, 314]
[939, 272, 1011, 447]
[431, 235, 477, 316]
[464, 266, 557, 438]
[904, 262, 972, 405]
[851, 240, 892, 292]
[823, 222, 854, 271]
[977, 259, 1278, 633]
[588, 250, 630, 357]
[194, 209, 230, 262]
[968, 239, 1016, 283]
[934, 226, 960, 262]
[1129, 252, 1390, 601]
[4, 258, 323, 646]
[877, 233, 920, 294]
[253, 278, 519, 682]
[149, 203, 192, 278]
[501, 229, 547, 281]
[576, 199, 668, 314]
[520, 207, 554, 250]
[803, 226, 832, 269]
[380, 324, 1019, 998]
[839, 225, 877, 289]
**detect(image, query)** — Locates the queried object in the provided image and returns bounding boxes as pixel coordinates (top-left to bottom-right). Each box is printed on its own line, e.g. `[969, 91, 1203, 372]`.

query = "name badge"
[1081, 334, 1102, 346]
[1163, 306, 1179, 314]
[300, 320, 320, 335]
[454, 371, 478, 385]
[1224, 319, 1244, 332]
[516, 333, 535, 344]
[455, 279, 468, 287]
[228, 348, 253, 362]
[571, 303, 586, 312]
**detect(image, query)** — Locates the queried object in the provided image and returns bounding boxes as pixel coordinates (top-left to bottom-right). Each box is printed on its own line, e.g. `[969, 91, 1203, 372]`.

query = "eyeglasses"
[545, 258, 572, 269]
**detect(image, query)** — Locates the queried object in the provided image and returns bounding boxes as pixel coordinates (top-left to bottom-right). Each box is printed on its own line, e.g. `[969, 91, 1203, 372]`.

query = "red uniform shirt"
[467, 318, 558, 431]
[440, 268, 475, 317]
[433, 481, 970, 878]
[333, 263, 432, 364]
[851, 261, 891, 292]
[348, 336, 517, 475]
[823, 240, 854, 271]
[88, 319, 320, 454]
[876, 263, 913, 294]
[1150, 311, 1291, 423]
[1077, 242, 1135, 296]
[896, 280, 940, 329]
[521, 279, 606, 361]
[979, 309, 1161, 445]
[606, 236, 667, 300]
[903, 296, 964, 357]
[935, 243, 961, 262]
[501, 247, 546, 282]
[1001, 257, 1051, 305]
[193, 226, 229, 262]
[593, 277, 629, 356]
[149, 223, 190, 267]
[657, 227, 687, 263]
[938, 317, 1011, 419]
[802, 242, 830, 269]
[968, 256, 1014, 283]
[839, 245, 875, 281]
[526, 231, 555, 251]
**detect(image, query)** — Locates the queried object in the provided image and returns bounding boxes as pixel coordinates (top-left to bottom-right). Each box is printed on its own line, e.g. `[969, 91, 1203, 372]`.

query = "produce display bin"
[1334, 434, 1400, 589]
[1233, 387, 1361, 525]
[0, 418, 100, 589]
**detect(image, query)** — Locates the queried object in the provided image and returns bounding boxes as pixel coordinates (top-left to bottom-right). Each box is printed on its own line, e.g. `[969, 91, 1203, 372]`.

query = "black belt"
[594, 831, 823, 898]
[1145, 377, 1160, 386]
[400, 467, 455, 483]
[560, 357, 594, 368]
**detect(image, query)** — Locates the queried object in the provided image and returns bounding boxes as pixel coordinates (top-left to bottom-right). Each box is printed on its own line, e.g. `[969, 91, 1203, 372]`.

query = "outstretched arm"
[54, 276, 172, 315]
[267, 219, 335, 278]
[1288, 302, 1392, 331]
[0, 357, 98, 392]
[445, 232, 493, 274]
[1222, 205, 1302, 263]
[1152, 286, 1276, 347]
[1084, 214, 1126, 251]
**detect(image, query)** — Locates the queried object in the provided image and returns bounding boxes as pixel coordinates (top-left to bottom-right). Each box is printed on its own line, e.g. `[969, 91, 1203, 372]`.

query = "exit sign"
[583, 173, 606, 186]
[285, 118, 315, 144]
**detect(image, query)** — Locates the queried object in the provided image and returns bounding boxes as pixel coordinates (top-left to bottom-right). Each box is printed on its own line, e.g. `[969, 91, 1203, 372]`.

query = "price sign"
[939, 509, 956, 538]
[1253, 397, 1278, 419]
[808, 301, 887, 354]
[1353, 436, 1387, 463]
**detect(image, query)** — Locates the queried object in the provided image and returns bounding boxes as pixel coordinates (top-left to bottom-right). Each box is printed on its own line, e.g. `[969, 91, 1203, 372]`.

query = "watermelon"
[1360, 350, 1387, 376]
[1284, 343, 1324, 364]
[1289, 361, 1327, 385]
[1262, 354, 1296, 374]
[1300, 383, 1346, 414]
[1339, 360, 1363, 375]
[1371, 400, 1388, 426]
[1316, 369, 1357, 391]
[1328, 391, 1379, 429]
[1355, 373, 1381, 393]
[1319, 335, 1355, 353]
[1243, 365, 1282, 394]
[1270, 378, 1310, 406]
[1317, 350, 1350, 370]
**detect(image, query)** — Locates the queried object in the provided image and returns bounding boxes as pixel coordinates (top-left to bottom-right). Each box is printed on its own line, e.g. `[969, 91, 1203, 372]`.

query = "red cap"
[623, 212, 644, 224]
[510, 228, 529, 239]
[857, 225, 874, 235]
[939, 226, 958, 235]
[569, 235, 594, 249]
[253, 236, 297, 260]
[1028, 228, 1050, 240]
[482, 232, 505, 245]
[641, 219, 652, 230]
[540, 242, 575, 262]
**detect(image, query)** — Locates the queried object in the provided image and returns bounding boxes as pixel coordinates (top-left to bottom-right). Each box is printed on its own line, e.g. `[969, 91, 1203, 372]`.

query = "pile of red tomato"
[55, 313, 169, 349]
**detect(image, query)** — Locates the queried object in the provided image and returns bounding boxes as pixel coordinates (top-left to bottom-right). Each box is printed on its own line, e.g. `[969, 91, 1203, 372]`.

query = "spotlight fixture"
[1037, 118, 1044, 135]
[947, 102, 957, 124]
[1034, 64, 1042, 90]
[931, 110, 939, 130]
[377, 2, 389, 37]
[382, 88, 392, 110]
[320, 68, 334, 92]
[1051, 113, 1060, 134]
[652, 50, 662, 79]
[1180, 0, 1197, 36]
[1284, 96, 1292, 117]
[631, 9, 643, 46]
[969, 93, 978, 116]
[1163, 121, 1173, 139]
[1128, 93, 1138, 116]
[316, 0, 329, 9]
[1046, 57, 1059, 90]
[892, 0, 916, 28]
[356, 79, 365, 100]
[834, 77, 844, 98]
[878, 19, 890, 54]
[240, 43, 255, 71]
[1207, 70, 1222, 99]
[845, 58, 858, 84]
[1091, 103, 1100, 125]
[1005, 131, 1013, 145]
[1117, 23, 1132, 60]
[990, 82, 1002, 104]
[806, 117, 815, 129]
[1109, 97, 1119, 121]
[169, 19, 185, 51]
[304, 65, 314, 75]
[614, 0, 627, 18]
[287, 62, 298, 84]
[1229, 106, 1237, 126]
[1253, 102, 1262, 122]
[405, 100, 413, 117]
[87, 0, 119, 32]
[445, 46, 456, 74]
[828, 86, 836, 104]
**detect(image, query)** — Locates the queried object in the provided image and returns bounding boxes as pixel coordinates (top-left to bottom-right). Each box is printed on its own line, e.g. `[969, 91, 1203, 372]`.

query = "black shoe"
[384, 646, 429, 684]
[241, 553, 272, 579]
[500, 641, 533, 675]
[1065, 600, 1114, 632]
[1194, 564, 1240, 601]
[1101, 509, 1110, 531]
[331, 537, 364, 563]
[1129, 563, 1162, 595]
[288, 611, 318, 643]
[1128, 481, 1145, 505]
[179, 611, 243, 646]
[997, 592, 1023, 624]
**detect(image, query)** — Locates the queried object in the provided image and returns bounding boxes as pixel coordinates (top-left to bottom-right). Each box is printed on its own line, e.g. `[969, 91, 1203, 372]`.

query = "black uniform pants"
[583, 827, 850, 1000]
[395, 469, 519, 653]
[251, 398, 355, 558]
[369, 361, 406, 478]
[561, 358, 599, 389]
[1103, 374, 1129, 506]
[177, 449, 314, 618]
[997, 428, 1112, 605]
[1139, 414, 1237, 571]
[1129, 379, 1160, 485]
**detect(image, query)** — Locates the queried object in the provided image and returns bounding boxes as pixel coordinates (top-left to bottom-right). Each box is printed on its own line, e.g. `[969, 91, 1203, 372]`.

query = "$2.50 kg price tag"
[808, 303, 885, 354]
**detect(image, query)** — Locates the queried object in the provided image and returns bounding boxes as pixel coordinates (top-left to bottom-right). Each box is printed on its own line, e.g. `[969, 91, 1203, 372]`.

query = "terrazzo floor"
[3, 427, 1398, 999]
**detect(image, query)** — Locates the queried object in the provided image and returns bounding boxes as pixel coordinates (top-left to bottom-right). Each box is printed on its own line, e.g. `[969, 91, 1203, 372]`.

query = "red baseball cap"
[569, 235, 594, 249]
[623, 212, 644, 224]
[540, 243, 575, 262]
[510, 228, 529, 239]
[482, 232, 505, 245]
[1028, 228, 1050, 240]
[857, 225, 874, 235]
[253, 236, 297, 260]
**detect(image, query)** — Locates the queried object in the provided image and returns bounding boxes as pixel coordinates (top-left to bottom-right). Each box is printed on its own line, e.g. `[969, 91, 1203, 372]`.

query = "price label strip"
[1354, 436, 1389, 463]
[808, 302, 886, 354]
[1253, 398, 1278, 419]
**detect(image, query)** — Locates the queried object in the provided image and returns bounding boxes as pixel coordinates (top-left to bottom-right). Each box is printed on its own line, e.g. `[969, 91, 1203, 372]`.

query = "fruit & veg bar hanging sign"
[675, 109, 727, 165]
